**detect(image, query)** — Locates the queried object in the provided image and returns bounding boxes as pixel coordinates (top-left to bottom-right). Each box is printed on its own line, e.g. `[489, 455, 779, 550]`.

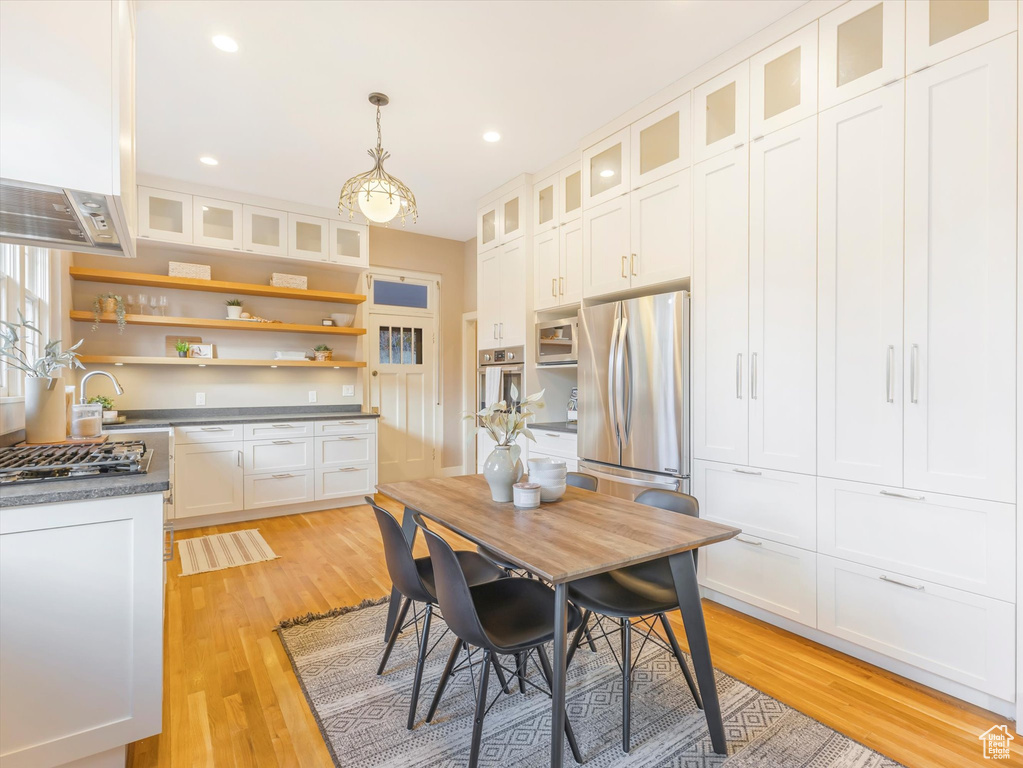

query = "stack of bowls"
[528, 458, 567, 501]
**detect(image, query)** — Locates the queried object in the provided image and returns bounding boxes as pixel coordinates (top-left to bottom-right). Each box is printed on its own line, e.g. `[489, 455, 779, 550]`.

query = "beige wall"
[463, 237, 477, 313]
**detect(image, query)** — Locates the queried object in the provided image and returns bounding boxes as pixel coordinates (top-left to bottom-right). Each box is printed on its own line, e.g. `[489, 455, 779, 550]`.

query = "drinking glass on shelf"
[124, 294, 137, 314]
[149, 295, 159, 315]
[158, 296, 168, 316]
[136, 293, 148, 315]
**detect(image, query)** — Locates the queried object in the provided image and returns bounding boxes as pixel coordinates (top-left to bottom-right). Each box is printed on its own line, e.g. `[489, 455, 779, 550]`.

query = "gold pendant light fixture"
[338, 93, 418, 226]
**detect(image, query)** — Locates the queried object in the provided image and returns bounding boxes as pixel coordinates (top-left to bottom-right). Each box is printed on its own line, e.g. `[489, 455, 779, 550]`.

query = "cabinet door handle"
[630, 253, 637, 276]
[272, 423, 293, 428]
[338, 466, 360, 472]
[735, 353, 743, 399]
[237, 450, 242, 467]
[545, 433, 562, 438]
[272, 473, 295, 479]
[750, 352, 757, 400]
[880, 574, 925, 591]
[621, 255, 627, 278]
[910, 344, 920, 403]
[551, 278, 557, 298]
[339, 421, 358, 425]
[337, 436, 359, 441]
[559, 277, 564, 295]
[498, 322, 503, 339]
[272, 440, 294, 445]
[493, 323, 498, 340]
[736, 535, 762, 546]
[201, 426, 227, 432]
[164, 522, 175, 562]
[733, 467, 762, 475]
[885, 345, 894, 403]
[880, 489, 925, 501]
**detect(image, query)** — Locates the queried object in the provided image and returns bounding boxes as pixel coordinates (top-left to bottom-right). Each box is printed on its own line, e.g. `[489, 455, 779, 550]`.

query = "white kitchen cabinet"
[630, 94, 692, 189]
[138, 187, 192, 243]
[818, 84, 905, 486]
[174, 441, 244, 518]
[243, 438, 313, 474]
[242, 204, 288, 257]
[329, 220, 369, 267]
[174, 423, 244, 444]
[581, 196, 630, 298]
[500, 189, 527, 244]
[906, 0, 1016, 73]
[818, 0, 906, 110]
[817, 478, 1016, 601]
[558, 217, 583, 306]
[477, 200, 501, 253]
[693, 61, 750, 163]
[478, 239, 528, 347]
[243, 421, 314, 441]
[316, 434, 376, 466]
[315, 418, 375, 436]
[287, 212, 329, 261]
[530, 429, 578, 462]
[817, 554, 1014, 701]
[534, 229, 560, 311]
[244, 471, 314, 510]
[533, 173, 559, 232]
[904, 36, 1016, 503]
[315, 465, 375, 500]
[748, 117, 817, 475]
[582, 128, 630, 208]
[629, 169, 691, 292]
[559, 161, 583, 224]
[692, 148, 749, 465]
[192, 196, 243, 250]
[478, 249, 502, 346]
[750, 23, 819, 138]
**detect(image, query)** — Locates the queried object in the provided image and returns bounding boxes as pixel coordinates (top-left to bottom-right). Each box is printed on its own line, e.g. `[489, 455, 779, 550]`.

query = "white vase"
[226, 305, 243, 319]
[25, 376, 66, 443]
[483, 444, 523, 503]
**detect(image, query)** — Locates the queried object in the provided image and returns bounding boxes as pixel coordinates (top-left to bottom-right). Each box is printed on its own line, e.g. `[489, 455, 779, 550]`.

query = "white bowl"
[530, 469, 568, 481]
[539, 483, 566, 502]
[529, 457, 566, 469]
[331, 312, 356, 328]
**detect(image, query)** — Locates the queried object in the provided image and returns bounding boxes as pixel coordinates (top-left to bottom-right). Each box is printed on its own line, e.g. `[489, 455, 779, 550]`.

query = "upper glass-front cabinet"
[819, 0, 905, 110]
[630, 93, 692, 189]
[500, 189, 526, 243]
[582, 127, 630, 208]
[907, 0, 1016, 72]
[138, 187, 192, 243]
[193, 196, 242, 250]
[287, 213, 328, 261]
[329, 220, 369, 267]
[533, 173, 559, 231]
[750, 23, 818, 137]
[477, 201, 501, 252]
[693, 61, 749, 163]
[243, 205, 288, 257]
[559, 162, 582, 223]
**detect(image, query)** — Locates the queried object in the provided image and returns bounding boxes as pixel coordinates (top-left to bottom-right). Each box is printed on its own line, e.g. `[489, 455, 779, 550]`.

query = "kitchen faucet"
[79, 370, 124, 404]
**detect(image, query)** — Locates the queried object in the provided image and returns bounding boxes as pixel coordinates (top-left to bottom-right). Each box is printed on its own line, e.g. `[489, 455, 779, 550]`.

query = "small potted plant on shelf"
[225, 298, 243, 319]
[88, 395, 117, 422]
[174, 339, 190, 358]
[312, 344, 333, 362]
[91, 293, 127, 333]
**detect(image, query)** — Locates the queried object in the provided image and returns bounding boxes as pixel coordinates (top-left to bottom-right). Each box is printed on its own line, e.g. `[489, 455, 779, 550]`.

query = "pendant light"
[338, 93, 418, 226]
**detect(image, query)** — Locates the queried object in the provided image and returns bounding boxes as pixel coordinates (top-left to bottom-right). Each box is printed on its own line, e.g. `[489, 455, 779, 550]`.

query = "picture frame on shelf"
[188, 344, 214, 359]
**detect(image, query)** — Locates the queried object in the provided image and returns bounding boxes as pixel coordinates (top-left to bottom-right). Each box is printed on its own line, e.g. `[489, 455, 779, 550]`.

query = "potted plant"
[91, 293, 127, 333]
[225, 298, 243, 319]
[174, 339, 190, 358]
[88, 395, 117, 422]
[312, 344, 333, 362]
[0, 311, 84, 443]
[465, 386, 544, 502]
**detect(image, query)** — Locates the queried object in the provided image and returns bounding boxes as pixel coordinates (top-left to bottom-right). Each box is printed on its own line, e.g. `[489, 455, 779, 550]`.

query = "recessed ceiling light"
[199, 156, 219, 166]
[483, 131, 501, 143]
[212, 34, 238, 53]
[600, 169, 615, 178]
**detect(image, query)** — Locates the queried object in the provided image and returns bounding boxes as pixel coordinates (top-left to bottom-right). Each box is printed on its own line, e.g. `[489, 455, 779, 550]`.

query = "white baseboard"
[170, 496, 364, 531]
[700, 587, 1016, 721]
[440, 465, 466, 477]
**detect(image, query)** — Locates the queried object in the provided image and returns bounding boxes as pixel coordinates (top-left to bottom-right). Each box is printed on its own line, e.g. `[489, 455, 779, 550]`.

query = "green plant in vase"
[174, 339, 190, 358]
[312, 344, 333, 362]
[225, 298, 243, 319]
[92, 293, 127, 333]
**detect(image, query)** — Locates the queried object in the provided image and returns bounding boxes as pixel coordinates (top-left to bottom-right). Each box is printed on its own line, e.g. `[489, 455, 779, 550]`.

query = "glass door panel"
[705, 82, 737, 146]
[330, 221, 367, 266]
[631, 93, 691, 188]
[287, 213, 328, 260]
[582, 128, 630, 208]
[560, 163, 582, 223]
[763, 48, 802, 119]
[477, 203, 500, 252]
[243, 205, 287, 256]
[502, 194, 521, 241]
[819, 0, 904, 110]
[930, 0, 989, 45]
[694, 61, 748, 163]
[138, 186, 192, 243]
[837, 3, 884, 86]
[750, 23, 818, 137]
[907, 0, 1014, 72]
[534, 174, 557, 230]
[193, 197, 241, 249]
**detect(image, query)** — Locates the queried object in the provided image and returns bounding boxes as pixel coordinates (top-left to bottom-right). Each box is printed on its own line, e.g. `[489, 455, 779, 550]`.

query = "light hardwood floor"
[128, 500, 1021, 768]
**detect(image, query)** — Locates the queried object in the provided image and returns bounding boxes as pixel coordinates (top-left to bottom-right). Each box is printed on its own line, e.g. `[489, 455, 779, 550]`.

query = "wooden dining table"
[377, 474, 740, 766]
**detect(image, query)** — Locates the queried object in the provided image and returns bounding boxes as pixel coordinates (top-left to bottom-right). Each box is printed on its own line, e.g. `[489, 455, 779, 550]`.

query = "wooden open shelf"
[69, 267, 366, 305]
[78, 355, 365, 369]
[71, 311, 366, 336]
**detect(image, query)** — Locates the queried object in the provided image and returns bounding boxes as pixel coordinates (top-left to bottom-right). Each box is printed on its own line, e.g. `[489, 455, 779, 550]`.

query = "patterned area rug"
[177, 529, 278, 575]
[277, 600, 903, 767]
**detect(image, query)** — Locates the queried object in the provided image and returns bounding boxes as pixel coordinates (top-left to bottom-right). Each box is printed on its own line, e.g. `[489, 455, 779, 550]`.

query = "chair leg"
[426, 638, 462, 722]
[658, 613, 703, 710]
[621, 618, 632, 753]
[565, 609, 591, 668]
[492, 655, 512, 694]
[377, 597, 411, 675]
[406, 603, 433, 730]
[515, 653, 527, 693]
[583, 625, 598, 652]
[536, 645, 584, 764]
[468, 649, 492, 768]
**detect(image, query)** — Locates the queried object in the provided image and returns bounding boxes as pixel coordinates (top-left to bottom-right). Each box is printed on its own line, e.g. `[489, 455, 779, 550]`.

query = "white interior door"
[370, 314, 437, 483]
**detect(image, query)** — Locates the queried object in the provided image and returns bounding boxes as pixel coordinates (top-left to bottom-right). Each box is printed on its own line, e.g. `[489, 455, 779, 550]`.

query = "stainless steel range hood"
[0, 178, 134, 257]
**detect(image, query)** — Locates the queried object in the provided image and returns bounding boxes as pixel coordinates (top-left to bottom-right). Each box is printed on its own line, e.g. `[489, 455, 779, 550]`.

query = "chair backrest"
[414, 515, 495, 651]
[366, 497, 434, 603]
[566, 471, 598, 492]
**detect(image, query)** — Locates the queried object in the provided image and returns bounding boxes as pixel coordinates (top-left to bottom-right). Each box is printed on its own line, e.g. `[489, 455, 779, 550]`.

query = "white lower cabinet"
[244, 438, 313, 474]
[817, 554, 1015, 701]
[315, 466, 375, 500]
[245, 471, 315, 510]
[175, 442, 244, 518]
[317, 434, 376, 466]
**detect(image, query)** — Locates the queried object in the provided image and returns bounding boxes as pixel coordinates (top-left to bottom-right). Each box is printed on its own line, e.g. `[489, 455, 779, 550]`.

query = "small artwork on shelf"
[188, 343, 214, 359]
[321, 318, 334, 326]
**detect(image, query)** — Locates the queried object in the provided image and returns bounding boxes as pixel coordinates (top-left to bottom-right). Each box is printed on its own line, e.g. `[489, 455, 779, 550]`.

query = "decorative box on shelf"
[168, 261, 211, 280]
[271, 273, 308, 290]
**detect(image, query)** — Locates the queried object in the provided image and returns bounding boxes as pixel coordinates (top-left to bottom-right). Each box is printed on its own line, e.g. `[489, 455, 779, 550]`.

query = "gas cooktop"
[0, 440, 152, 485]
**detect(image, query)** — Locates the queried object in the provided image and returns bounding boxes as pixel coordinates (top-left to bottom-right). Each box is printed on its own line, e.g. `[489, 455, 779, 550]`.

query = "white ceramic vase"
[25, 376, 66, 443]
[226, 305, 243, 319]
[483, 444, 523, 502]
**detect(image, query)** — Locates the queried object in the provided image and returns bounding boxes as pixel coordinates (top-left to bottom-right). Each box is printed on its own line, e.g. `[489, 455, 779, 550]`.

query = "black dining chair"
[368, 497, 507, 729]
[416, 515, 586, 767]
[564, 488, 704, 753]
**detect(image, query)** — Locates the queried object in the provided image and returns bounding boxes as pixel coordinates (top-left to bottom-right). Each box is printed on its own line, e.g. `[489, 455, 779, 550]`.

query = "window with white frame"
[0, 243, 51, 397]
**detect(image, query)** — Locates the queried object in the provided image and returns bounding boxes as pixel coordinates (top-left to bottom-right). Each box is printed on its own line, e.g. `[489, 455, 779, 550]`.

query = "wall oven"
[478, 346, 524, 409]
[535, 317, 578, 365]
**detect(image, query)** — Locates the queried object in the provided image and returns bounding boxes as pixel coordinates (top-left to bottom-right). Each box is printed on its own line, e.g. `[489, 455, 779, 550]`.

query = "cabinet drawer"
[315, 418, 376, 436]
[315, 465, 375, 500]
[692, 460, 815, 549]
[244, 421, 314, 440]
[244, 438, 313, 474]
[175, 423, 244, 444]
[817, 554, 1014, 700]
[532, 430, 578, 458]
[700, 534, 816, 627]
[244, 470, 314, 510]
[316, 435, 375, 467]
[817, 479, 1015, 601]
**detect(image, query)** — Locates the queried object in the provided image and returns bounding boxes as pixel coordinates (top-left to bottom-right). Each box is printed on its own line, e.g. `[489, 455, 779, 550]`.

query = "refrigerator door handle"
[580, 463, 681, 490]
[619, 313, 632, 444]
[607, 309, 621, 440]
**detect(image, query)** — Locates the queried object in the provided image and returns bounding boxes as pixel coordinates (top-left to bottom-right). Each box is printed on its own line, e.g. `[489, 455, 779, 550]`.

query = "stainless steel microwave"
[535, 317, 578, 365]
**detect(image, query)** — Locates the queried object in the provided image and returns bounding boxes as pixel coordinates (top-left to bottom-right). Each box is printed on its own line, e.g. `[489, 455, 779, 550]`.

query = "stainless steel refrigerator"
[577, 290, 689, 499]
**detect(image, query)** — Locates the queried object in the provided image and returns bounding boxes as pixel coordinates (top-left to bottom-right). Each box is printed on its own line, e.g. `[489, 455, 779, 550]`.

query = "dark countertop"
[0, 431, 171, 508]
[104, 404, 380, 430]
[532, 421, 578, 434]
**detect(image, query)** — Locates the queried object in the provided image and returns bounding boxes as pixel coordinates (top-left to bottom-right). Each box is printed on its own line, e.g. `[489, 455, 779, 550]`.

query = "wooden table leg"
[668, 550, 727, 755]
[550, 582, 568, 768]
[383, 505, 418, 641]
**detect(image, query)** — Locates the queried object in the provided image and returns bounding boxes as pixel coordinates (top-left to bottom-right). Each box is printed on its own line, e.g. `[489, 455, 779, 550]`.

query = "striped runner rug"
[177, 529, 279, 576]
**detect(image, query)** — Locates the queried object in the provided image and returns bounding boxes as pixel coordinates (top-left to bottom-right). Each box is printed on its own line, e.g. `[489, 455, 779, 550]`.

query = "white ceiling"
[137, 0, 806, 242]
